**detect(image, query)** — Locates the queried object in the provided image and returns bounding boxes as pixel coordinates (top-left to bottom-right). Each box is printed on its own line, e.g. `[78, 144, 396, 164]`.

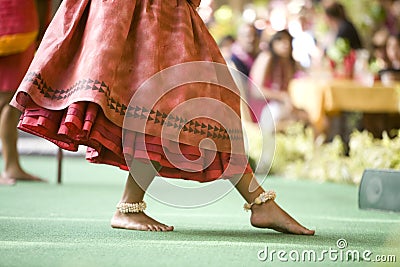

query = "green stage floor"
[0, 156, 399, 267]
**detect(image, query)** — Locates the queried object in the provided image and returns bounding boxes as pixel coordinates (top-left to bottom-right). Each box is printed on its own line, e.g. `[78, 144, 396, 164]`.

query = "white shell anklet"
[116, 201, 147, 213]
[243, 190, 276, 211]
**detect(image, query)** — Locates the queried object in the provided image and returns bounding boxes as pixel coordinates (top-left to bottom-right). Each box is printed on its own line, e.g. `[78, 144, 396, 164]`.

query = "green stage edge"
[0, 156, 399, 267]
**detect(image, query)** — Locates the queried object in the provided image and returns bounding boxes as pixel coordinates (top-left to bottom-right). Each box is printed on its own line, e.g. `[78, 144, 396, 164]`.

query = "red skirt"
[11, 0, 253, 182]
[0, 44, 35, 92]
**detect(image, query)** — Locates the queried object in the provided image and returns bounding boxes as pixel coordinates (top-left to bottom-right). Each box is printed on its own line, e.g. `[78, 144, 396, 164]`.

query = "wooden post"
[57, 148, 62, 184]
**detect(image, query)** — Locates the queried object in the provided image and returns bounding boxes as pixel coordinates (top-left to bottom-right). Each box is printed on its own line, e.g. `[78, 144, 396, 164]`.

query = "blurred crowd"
[217, 0, 400, 79]
[217, 0, 400, 131]
[214, 0, 400, 171]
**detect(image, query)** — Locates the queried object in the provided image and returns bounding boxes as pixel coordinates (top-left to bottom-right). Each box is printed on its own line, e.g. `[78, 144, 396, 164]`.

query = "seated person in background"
[323, 1, 363, 148]
[379, 32, 400, 84]
[370, 27, 389, 77]
[323, 1, 363, 79]
[218, 34, 235, 61]
[363, 33, 400, 138]
[230, 23, 260, 77]
[224, 24, 259, 124]
[248, 30, 309, 133]
[324, 1, 362, 50]
[246, 30, 310, 173]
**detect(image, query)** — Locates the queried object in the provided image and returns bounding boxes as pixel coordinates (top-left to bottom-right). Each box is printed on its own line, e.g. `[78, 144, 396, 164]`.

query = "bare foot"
[0, 176, 16, 185]
[1, 170, 46, 182]
[111, 211, 174, 232]
[250, 200, 315, 235]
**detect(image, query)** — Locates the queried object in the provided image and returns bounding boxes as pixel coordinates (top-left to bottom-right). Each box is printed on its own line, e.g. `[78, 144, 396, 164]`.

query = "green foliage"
[369, 58, 384, 74]
[326, 38, 351, 63]
[246, 122, 400, 184]
[252, 0, 269, 7]
[209, 5, 237, 42]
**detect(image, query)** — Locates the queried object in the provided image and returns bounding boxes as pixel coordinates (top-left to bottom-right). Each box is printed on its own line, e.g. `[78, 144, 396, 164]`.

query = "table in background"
[289, 78, 400, 137]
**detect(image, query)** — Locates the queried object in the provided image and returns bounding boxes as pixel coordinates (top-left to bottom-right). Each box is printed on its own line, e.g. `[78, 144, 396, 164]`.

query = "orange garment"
[11, 0, 252, 182]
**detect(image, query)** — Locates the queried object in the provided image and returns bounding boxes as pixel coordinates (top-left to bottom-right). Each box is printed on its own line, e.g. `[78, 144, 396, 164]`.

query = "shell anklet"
[243, 190, 276, 211]
[116, 201, 147, 213]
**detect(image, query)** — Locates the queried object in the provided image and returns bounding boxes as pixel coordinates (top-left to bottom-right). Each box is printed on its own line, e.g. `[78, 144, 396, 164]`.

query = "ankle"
[119, 196, 144, 203]
[244, 190, 276, 211]
[116, 201, 146, 213]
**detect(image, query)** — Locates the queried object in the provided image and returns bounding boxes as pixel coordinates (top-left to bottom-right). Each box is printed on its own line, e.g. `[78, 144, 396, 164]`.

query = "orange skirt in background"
[0, 0, 38, 91]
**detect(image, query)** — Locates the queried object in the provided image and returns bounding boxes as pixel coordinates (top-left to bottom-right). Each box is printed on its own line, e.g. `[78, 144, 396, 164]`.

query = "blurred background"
[199, 0, 386, 50]
[194, 0, 400, 184]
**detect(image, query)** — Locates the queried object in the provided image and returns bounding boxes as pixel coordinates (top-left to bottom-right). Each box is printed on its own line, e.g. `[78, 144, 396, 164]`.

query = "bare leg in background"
[0, 92, 44, 185]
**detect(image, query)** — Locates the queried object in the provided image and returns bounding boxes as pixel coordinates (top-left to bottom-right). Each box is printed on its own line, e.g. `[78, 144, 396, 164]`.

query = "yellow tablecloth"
[288, 78, 400, 133]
